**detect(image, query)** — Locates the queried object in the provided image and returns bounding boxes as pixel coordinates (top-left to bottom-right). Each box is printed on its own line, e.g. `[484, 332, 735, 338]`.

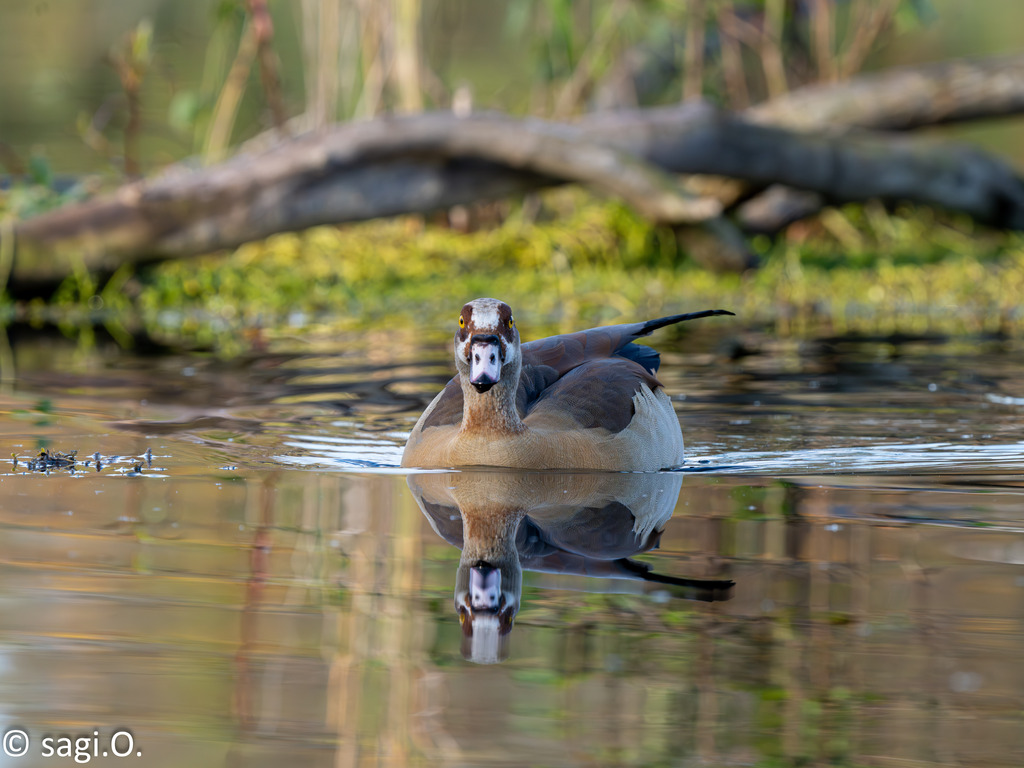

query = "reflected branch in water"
[407, 470, 734, 664]
[0, 322, 13, 393]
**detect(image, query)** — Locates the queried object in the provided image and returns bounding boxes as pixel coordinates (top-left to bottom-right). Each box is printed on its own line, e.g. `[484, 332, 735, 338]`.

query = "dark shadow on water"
[407, 470, 733, 664]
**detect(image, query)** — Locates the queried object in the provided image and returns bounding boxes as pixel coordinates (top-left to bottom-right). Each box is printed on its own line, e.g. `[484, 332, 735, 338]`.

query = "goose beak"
[469, 563, 502, 610]
[469, 337, 502, 392]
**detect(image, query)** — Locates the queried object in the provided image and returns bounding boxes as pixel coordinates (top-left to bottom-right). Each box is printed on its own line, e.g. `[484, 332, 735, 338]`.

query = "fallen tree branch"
[10, 108, 739, 284]
[731, 52, 1024, 229]
[749, 52, 1024, 130]
[8, 53, 1024, 284]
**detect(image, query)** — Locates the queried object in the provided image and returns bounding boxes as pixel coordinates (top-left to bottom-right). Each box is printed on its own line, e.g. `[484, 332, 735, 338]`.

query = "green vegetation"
[4, 187, 1021, 355]
[3, 171, 1022, 355]
[117, 192, 1024, 351]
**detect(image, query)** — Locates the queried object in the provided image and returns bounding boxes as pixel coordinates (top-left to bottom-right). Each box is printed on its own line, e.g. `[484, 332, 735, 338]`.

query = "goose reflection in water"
[407, 471, 734, 664]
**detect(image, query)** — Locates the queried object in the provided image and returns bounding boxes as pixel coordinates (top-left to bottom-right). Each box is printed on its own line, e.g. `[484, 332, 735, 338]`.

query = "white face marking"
[503, 339, 518, 366]
[468, 613, 503, 664]
[471, 301, 500, 331]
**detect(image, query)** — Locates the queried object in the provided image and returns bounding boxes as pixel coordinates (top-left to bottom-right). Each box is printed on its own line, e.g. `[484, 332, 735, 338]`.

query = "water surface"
[1, 326, 1023, 766]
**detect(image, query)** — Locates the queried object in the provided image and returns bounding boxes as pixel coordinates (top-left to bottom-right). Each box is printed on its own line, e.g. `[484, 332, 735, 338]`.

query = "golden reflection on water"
[1, 465, 1023, 767]
[407, 470, 732, 664]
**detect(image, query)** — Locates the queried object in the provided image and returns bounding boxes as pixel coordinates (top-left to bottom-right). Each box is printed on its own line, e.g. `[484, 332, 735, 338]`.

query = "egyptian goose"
[401, 298, 733, 471]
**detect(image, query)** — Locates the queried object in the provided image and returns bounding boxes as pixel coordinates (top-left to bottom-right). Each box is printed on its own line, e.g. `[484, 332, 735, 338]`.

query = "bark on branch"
[748, 52, 1024, 130]
[733, 52, 1024, 229]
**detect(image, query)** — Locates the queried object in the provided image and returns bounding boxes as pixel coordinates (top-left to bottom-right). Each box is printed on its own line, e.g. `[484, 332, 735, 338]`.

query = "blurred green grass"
[5, 182, 1022, 356]
[95, 190, 1024, 353]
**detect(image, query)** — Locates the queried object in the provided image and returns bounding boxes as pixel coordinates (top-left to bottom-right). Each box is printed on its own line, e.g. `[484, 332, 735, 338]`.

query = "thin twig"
[204, 19, 258, 163]
[841, 0, 902, 78]
[717, 2, 750, 108]
[683, 0, 707, 101]
[762, 0, 790, 97]
[840, 0, 874, 73]
[393, 0, 424, 113]
[809, 0, 836, 82]
[109, 23, 151, 177]
[247, 0, 289, 132]
[553, 0, 630, 118]
[355, 0, 387, 117]
[123, 76, 142, 177]
[302, 0, 341, 128]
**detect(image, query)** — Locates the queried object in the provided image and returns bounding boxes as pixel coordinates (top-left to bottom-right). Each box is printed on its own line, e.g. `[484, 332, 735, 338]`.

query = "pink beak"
[469, 338, 502, 392]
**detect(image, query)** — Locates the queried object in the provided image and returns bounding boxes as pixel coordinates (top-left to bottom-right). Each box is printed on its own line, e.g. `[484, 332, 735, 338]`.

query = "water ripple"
[693, 440, 1024, 474]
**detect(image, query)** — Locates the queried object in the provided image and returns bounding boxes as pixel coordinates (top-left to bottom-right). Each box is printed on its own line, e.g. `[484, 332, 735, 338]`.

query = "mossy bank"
[10, 190, 1024, 355]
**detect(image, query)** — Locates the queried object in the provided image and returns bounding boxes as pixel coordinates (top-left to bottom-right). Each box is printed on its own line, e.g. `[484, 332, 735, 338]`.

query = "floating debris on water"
[26, 448, 78, 472]
[8, 448, 168, 475]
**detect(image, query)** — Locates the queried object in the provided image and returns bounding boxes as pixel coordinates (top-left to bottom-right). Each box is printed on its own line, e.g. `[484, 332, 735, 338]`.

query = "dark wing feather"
[524, 357, 659, 433]
[529, 501, 656, 558]
[516, 363, 561, 416]
[419, 376, 462, 429]
[616, 342, 661, 373]
[522, 309, 732, 375]
[418, 497, 464, 547]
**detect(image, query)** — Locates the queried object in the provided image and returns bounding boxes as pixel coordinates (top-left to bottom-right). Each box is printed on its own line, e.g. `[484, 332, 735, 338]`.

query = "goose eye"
[459, 316, 465, 328]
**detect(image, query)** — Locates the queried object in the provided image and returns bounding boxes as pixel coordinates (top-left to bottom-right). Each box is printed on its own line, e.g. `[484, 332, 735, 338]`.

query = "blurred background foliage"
[1, 0, 1023, 351]
[3, 0, 1024, 168]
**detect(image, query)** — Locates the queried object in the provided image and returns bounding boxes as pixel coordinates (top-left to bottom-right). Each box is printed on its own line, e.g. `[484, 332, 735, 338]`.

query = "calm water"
[1, 325, 1023, 767]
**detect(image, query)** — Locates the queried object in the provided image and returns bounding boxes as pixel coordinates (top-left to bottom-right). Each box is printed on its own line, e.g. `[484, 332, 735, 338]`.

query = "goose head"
[453, 511, 524, 665]
[454, 298, 521, 395]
